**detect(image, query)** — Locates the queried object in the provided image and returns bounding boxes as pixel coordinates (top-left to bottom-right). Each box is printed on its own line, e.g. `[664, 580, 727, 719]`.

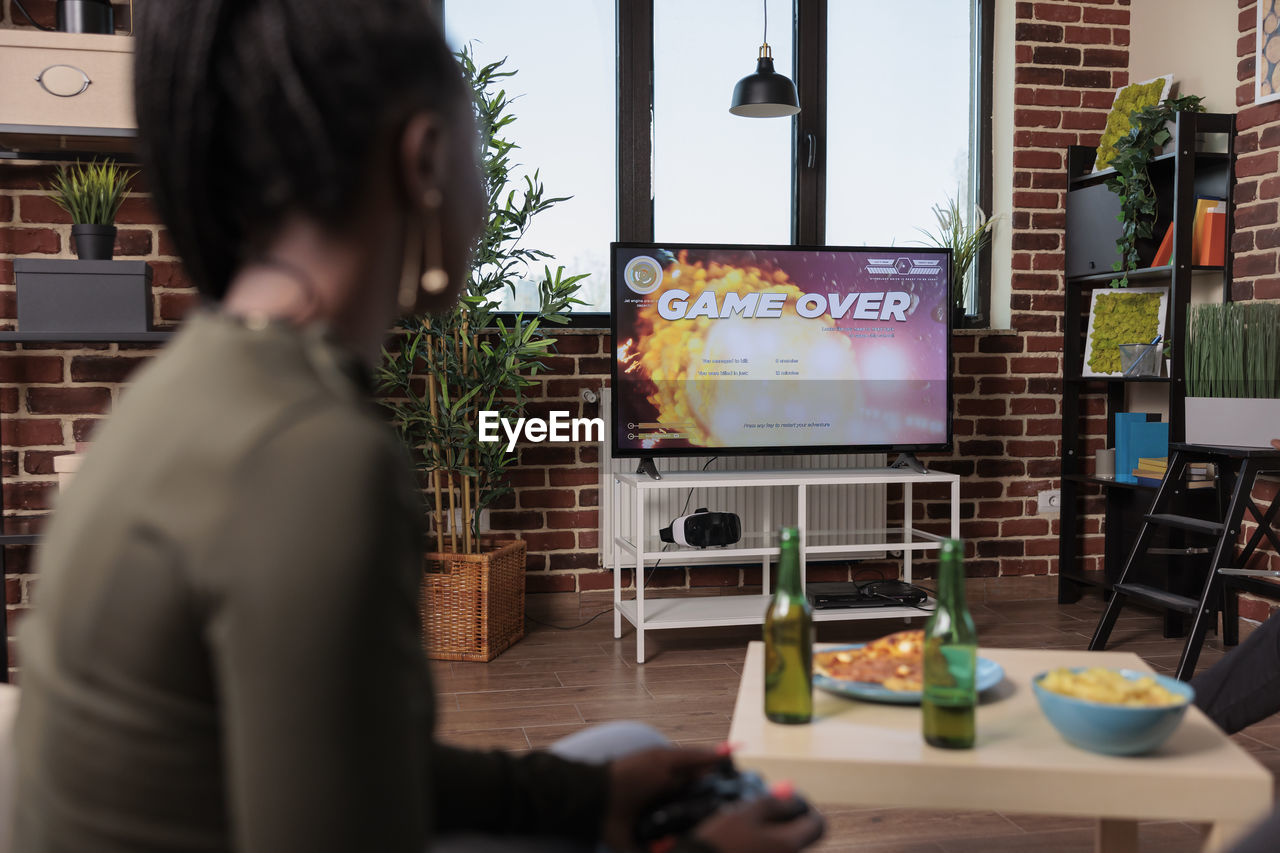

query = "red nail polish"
[771, 780, 795, 799]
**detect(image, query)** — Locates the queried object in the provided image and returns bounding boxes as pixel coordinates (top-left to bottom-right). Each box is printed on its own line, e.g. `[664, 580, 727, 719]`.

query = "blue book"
[1128, 421, 1169, 476]
[1113, 412, 1149, 484]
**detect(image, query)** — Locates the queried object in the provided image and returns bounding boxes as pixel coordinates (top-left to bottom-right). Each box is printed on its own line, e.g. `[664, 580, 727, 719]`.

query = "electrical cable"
[526, 608, 612, 631]
[12, 0, 56, 31]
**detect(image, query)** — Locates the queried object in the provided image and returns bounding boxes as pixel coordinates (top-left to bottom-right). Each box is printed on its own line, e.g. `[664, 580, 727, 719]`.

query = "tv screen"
[611, 242, 952, 458]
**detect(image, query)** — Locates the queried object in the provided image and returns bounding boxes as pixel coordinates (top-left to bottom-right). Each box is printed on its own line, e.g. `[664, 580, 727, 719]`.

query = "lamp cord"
[12, 0, 56, 31]
[762, 0, 767, 46]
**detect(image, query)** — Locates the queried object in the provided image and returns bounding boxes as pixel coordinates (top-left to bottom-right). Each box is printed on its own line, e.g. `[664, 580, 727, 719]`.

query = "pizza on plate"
[813, 630, 924, 692]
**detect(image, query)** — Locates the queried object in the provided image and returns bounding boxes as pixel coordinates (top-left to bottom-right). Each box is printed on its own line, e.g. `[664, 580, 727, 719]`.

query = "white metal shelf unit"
[611, 467, 961, 663]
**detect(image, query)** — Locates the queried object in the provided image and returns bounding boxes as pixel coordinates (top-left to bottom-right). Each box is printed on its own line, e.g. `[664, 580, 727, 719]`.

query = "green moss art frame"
[1084, 289, 1166, 376]
[1094, 76, 1173, 172]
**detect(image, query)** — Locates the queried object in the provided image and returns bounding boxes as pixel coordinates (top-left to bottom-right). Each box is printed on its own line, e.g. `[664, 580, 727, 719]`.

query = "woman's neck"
[222, 218, 398, 367]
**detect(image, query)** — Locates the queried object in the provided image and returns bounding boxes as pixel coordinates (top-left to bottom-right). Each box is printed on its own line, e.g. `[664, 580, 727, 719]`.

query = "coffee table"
[729, 644, 1273, 853]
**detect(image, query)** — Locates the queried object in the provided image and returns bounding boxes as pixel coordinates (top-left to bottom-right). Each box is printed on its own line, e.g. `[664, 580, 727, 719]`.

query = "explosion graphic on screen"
[626, 252, 860, 448]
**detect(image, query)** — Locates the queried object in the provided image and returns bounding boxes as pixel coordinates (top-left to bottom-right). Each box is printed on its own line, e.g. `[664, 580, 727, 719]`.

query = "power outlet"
[1037, 489, 1061, 514]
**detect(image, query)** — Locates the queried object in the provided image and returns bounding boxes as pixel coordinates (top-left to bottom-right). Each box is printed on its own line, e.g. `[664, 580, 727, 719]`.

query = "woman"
[11, 2, 824, 852]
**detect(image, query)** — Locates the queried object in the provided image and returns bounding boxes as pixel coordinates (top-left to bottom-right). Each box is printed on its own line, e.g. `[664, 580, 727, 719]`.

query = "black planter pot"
[71, 225, 117, 261]
[57, 0, 115, 34]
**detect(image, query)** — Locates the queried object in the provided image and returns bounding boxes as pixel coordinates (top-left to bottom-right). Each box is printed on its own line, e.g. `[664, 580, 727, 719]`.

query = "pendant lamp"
[729, 0, 800, 117]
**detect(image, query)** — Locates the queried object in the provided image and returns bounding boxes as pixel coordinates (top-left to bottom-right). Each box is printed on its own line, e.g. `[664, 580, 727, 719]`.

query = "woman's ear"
[398, 112, 445, 208]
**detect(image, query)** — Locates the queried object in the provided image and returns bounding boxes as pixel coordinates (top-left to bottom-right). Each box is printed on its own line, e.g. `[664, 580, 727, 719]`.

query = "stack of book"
[1115, 413, 1169, 484]
[1187, 462, 1216, 490]
[1132, 456, 1168, 487]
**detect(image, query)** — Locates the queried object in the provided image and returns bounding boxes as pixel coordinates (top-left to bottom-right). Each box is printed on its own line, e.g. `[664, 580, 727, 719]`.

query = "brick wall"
[2, 1, 1141, 675]
[1231, 0, 1280, 625]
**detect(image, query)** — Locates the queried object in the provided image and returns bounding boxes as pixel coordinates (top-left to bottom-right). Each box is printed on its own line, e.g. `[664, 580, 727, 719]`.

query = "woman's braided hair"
[133, 0, 465, 299]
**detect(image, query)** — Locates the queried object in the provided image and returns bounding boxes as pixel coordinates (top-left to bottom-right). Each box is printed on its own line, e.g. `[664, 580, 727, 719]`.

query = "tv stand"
[889, 452, 927, 474]
[635, 457, 662, 480]
[610, 466, 960, 662]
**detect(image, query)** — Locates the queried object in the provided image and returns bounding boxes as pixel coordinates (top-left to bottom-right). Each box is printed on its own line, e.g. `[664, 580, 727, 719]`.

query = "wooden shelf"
[1069, 150, 1231, 189]
[1066, 265, 1226, 287]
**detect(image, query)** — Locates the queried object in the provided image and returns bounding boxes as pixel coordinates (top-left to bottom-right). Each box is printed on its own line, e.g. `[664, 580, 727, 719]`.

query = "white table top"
[729, 643, 1273, 825]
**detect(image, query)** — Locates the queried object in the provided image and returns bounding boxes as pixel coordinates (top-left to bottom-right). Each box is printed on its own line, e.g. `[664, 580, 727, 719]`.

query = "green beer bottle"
[922, 538, 977, 749]
[764, 527, 813, 724]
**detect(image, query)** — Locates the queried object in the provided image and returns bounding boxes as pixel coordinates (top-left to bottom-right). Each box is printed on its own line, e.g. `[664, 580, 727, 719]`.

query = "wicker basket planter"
[420, 538, 526, 662]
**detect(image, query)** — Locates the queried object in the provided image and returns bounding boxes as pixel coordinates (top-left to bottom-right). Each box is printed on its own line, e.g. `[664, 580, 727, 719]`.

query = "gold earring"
[397, 208, 423, 312]
[420, 188, 449, 296]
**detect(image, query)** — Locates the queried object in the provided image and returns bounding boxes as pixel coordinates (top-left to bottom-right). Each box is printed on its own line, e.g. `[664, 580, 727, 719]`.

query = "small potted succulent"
[50, 159, 136, 261]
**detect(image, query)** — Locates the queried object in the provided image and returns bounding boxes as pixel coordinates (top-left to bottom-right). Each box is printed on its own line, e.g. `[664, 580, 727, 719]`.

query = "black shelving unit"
[0, 329, 173, 681]
[1058, 111, 1236, 606]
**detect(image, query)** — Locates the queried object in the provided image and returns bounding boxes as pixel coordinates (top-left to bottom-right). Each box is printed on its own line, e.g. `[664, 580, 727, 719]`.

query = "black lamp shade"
[729, 56, 800, 118]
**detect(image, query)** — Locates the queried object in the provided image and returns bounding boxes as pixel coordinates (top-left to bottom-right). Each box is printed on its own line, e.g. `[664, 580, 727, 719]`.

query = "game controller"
[634, 758, 811, 848]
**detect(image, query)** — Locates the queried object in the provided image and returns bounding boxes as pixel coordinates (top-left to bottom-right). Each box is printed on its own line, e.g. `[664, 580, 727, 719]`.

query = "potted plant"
[1185, 301, 1280, 448]
[378, 50, 585, 662]
[50, 159, 136, 261]
[917, 195, 995, 327]
[1104, 94, 1204, 288]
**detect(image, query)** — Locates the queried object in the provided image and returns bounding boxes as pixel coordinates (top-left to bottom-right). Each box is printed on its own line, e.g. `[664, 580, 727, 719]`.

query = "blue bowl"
[1031, 668, 1195, 756]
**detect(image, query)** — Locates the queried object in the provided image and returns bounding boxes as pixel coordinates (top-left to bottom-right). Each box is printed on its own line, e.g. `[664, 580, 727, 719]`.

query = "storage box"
[0, 30, 134, 134]
[14, 259, 152, 333]
[420, 539, 526, 662]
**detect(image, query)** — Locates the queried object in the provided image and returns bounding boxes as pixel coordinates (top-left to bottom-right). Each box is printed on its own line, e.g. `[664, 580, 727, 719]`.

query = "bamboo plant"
[378, 50, 585, 556]
[49, 159, 136, 225]
[1186, 302, 1280, 399]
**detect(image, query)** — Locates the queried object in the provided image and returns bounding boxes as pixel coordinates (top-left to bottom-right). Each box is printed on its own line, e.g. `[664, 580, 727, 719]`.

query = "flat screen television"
[611, 242, 953, 459]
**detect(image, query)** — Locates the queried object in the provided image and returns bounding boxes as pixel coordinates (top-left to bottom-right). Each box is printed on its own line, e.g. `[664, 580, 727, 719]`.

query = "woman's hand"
[601, 746, 723, 851]
[691, 793, 826, 853]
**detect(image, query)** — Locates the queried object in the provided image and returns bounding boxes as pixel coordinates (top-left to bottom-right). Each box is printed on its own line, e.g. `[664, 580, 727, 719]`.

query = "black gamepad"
[634, 758, 810, 846]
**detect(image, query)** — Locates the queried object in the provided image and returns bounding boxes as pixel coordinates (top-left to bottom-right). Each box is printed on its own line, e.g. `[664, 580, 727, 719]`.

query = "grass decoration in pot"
[1185, 301, 1280, 448]
[916, 195, 996, 323]
[49, 159, 137, 261]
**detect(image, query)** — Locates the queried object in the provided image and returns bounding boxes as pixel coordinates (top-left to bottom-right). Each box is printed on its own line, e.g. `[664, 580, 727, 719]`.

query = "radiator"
[597, 388, 887, 568]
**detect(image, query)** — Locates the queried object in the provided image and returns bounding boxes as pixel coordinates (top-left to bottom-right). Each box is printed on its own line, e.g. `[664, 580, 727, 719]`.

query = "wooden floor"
[432, 589, 1278, 852]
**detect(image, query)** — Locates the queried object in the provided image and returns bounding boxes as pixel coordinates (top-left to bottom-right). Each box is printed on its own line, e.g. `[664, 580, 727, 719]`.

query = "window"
[446, 0, 992, 323]
[442, 0, 617, 314]
[653, 0, 794, 244]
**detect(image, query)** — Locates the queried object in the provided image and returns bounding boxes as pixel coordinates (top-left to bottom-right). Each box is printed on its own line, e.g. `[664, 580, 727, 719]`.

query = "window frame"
[441, 0, 994, 330]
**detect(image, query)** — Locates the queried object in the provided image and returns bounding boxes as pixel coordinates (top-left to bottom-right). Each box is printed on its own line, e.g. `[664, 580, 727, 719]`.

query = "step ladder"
[1088, 443, 1280, 681]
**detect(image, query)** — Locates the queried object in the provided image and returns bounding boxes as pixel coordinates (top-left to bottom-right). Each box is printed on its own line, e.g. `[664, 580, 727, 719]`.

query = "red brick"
[1062, 25, 1111, 44]
[549, 468, 597, 487]
[1014, 129, 1077, 149]
[1256, 227, 1280, 250]
[527, 573, 576, 593]
[3, 481, 55, 511]
[576, 570, 619, 591]
[1016, 22, 1063, 42]
[975, 418, 1025, 437]
[1111, 27, 1129, 47]
[1016, 66, 1065, 86]
[0, 196, 12, 222]
[978, 377, 1028, 395]
[957, 356, 1009, 375]
[1032, 46, 1080, 66]
[69, 355, 148, 383]
[548, 553, 597, 571]
[1065, 68, 1114, 88]
[977, 335, 1025, 354]
[519, 489, 576, 509]
[26, 387, 110, 415]
[1033, 3, 1080, 23]
[113, 229, 153, 257]
[5, 418, 62, 446]
[578, 529, 599, 550]
[157, 291, 200, 322]
[1082, 48, 1127, 68]
[114, 195, 159, 224]
[1237, 150, 1279, 178]
[1238, 202, 1279, 228]
[577, 357, 609, 375]
[157, 229, 179, 257]
[0, 227, 59, 255]
[72, 418, 104, 443]
[1082, 7, 1127, 25]
[1013, 191, 1060, 210]
[1010, 356, 1060, 374]
[1062, 110, 1106, 131]
[552, 335, 599, 356]
[1015, 108, 1064, 128]
[547, 510, 597, 529]
[1235, 252, 1277, 277]
[1256, 277, 1280, 299]
[16, 194, 68, 224]
[0, 356, 62, 383]
[976, 459, 1026, 478]
[1238, 102, 1280, 132]
[1013, 149, 1064, 169]
[1013, 232, 1060, 250]
[957, 398, 1008, 417]
[489, 510, 544, 531]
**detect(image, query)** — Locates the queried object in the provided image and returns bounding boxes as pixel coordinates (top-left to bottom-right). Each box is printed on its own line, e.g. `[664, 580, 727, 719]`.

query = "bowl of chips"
[1031, 667, 1195, 756]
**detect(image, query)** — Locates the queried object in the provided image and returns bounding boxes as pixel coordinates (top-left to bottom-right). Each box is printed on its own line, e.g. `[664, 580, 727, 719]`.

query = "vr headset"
[659, 508, 742, 549]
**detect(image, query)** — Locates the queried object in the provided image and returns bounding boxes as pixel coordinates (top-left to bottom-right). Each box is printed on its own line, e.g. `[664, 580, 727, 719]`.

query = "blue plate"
[813, 644, 1005, 705]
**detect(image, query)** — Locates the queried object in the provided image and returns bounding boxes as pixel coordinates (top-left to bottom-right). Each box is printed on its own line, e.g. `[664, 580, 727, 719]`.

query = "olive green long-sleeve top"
[12, 312, 608, 852]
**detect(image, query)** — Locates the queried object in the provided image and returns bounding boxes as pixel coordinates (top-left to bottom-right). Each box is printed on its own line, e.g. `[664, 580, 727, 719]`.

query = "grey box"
[14, 259, 153, 333]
